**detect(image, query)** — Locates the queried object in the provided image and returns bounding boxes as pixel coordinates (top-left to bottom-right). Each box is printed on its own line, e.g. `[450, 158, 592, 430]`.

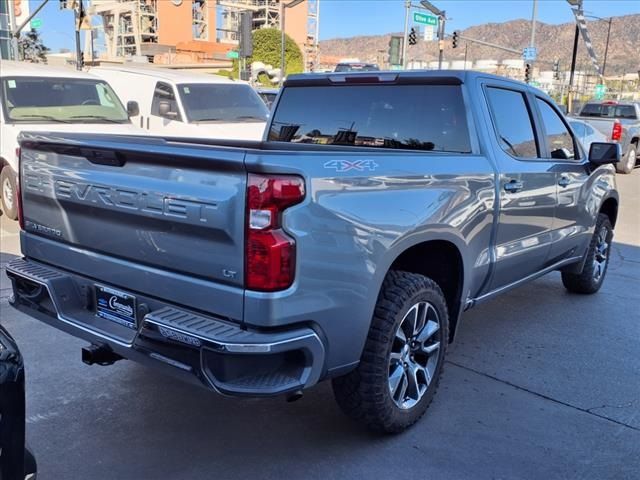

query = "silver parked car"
[568, 118, 607, 154]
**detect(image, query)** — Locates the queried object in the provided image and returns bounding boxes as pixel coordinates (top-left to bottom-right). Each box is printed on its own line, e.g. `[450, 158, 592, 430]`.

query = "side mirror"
[589, 142, 621, 166]
[158, 100, 178, 119]
[126, 100, 139, 117]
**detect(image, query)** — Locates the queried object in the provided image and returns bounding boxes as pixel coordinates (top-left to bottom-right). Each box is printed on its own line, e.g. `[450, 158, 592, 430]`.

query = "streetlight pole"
[279, 0, 304, 86]
[402, 0, 410, 69]
[280, 1, 287, 86]
[437, 13, 446, 69]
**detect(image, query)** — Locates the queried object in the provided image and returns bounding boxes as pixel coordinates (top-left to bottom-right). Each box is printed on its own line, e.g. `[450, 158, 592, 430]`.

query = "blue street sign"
[523, 47, 537, 62]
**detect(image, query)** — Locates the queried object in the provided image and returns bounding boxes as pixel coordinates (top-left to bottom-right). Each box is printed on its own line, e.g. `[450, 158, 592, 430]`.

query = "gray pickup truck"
[575, 101, 640, 174]
[7, 71, 621, 433]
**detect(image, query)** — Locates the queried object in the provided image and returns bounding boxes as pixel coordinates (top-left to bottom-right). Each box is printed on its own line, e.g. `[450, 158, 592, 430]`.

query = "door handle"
[558, 176, 571, 188]
[503, 179, 524, 193]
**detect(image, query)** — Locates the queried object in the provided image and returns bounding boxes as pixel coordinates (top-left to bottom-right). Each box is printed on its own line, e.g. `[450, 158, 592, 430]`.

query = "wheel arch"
[599, 196, 619, 228]
[386, 238, 466, 344]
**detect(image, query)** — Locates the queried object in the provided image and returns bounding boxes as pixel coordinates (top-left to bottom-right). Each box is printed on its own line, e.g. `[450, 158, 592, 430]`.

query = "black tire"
[0, 167, 18, 220]
[616, 144, 636, 174]
[562, 213, 613, 294]
[332, 270, 449, 433]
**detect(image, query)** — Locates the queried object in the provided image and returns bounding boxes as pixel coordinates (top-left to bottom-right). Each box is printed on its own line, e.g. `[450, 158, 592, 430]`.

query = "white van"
[90, 66, 269, 141]
[0, 61, 145, 220]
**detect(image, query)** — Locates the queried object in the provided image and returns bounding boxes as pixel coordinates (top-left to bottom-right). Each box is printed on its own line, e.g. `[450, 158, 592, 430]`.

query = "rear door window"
[269, 84, 471, 153]
[536, 98, 577, 160]
[485, 87, 539, 159]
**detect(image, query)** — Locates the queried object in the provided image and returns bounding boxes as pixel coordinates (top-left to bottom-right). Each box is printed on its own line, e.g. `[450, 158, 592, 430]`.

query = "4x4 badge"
[323, 160, 379, 172]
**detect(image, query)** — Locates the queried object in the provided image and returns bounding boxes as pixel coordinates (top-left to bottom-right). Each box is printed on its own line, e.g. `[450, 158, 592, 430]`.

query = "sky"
[22, 0, 640, 53]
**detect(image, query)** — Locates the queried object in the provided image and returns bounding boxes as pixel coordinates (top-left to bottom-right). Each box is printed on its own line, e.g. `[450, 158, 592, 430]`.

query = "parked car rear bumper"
[6, 257, 326, 397]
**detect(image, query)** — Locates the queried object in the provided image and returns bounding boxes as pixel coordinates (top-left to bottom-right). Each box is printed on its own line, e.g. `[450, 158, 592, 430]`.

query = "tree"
[19, 29, 50, 64]
[233, 28, 303, 83]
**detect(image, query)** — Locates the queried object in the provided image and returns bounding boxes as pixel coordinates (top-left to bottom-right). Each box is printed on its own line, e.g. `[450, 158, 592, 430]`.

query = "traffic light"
[408, 28, 417, 46]
[238, 11, 253, 58]
[524, 63, 532, 83]
[452, 31, 459, 49]
[59, 0, 78, 9]
[553, 60, 560, 80]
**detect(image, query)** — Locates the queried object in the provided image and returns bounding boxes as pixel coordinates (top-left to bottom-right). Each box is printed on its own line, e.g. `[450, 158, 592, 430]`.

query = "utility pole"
[601, 17, 612, 77]
[280, 0, 304, 85]
[419, 1, 445, 69]
[463, 43, 468, 69]
[75, 0, 85, 70]
[567, 24, 579, 113]
[529, 0, 537, 49]
[402, 0, 410, 69]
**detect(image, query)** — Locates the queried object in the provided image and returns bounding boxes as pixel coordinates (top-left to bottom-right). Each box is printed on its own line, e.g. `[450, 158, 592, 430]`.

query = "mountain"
[319, 14, 640, 75]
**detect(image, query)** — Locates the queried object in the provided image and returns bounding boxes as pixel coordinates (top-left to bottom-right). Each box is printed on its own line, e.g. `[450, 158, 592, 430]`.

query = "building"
[1, 0, 30, 60]
[0, 0, 13, 60]
[91, 0, 319, 70]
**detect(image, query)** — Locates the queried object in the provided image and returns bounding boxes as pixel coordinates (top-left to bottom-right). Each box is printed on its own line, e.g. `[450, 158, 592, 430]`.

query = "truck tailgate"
[19, 133, 247, 318]
[579, 117, 614, 137]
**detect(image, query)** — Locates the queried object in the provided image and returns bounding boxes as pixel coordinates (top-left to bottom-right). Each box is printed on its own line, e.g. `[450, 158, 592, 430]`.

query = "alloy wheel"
[593, 226, 610, 282]
[388, 302, 441, 410]
[2, 177, 14, 211]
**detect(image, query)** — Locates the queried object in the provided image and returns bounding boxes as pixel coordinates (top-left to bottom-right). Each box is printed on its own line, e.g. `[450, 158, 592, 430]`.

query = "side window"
[536, 98, 576, 160]
[485, 87, 539, 159]
[151, 82, 182, 121]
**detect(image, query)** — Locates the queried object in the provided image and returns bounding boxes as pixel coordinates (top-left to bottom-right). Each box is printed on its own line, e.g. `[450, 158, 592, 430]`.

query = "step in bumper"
[6, 257, 325, 396]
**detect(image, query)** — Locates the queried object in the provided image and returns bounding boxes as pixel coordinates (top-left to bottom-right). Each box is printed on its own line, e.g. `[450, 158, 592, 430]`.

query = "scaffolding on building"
[305, 0, 319, 71]
[216, 0, 319, 71]
[90, 0, 158, 60]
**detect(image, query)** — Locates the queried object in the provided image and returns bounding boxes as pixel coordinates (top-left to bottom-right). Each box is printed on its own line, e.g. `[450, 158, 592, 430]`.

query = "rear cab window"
[580, 103, 638, 119]
[268, 84, 472, 153]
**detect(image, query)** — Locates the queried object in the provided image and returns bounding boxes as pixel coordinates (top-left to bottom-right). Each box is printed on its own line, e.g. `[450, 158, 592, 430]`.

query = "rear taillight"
[245, 173, 305, 291]
[16, 147, 24, 230]
[611, 121, 622, 142]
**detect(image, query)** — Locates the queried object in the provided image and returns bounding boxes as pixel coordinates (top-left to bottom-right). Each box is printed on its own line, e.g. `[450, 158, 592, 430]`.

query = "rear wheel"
[616, 144, 636, 174]
[0, 167, 18, 220]
[562, 213, 613, 294]
[332, 270, 448, 433]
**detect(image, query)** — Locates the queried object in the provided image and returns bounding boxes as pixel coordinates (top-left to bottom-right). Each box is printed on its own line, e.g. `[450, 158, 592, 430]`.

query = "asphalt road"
[1, 170, 639, 480]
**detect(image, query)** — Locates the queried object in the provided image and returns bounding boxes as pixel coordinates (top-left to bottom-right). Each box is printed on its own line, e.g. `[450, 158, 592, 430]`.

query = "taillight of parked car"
[16, 147, 24, 230]
[245, 173, 305, 291]
[611, 121, 622, 142]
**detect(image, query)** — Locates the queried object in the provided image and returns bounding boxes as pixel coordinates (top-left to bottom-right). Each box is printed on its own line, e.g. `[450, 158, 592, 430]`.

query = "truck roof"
[0, 61, 100, 80]
[582, 100, 638, 107]
[90, 65, 237, 85]
[285, 70, 533, 88]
